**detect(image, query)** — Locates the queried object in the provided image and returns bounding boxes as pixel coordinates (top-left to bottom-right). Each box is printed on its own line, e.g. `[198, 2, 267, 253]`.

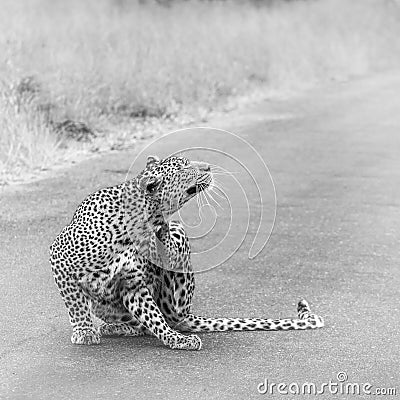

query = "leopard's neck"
[119, 180, 167, 256]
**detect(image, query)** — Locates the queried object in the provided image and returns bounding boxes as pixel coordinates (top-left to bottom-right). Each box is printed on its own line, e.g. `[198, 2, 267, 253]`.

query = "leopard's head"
[138, 155, 213, 218]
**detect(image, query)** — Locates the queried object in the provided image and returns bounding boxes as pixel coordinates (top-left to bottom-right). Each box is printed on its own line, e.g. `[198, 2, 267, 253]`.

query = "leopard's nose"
[198, 162, 211, 172]
[191, 161, 211, 172]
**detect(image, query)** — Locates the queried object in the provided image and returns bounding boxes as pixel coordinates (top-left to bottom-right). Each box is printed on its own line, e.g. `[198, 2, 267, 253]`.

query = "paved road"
[1, 74, 399, 399]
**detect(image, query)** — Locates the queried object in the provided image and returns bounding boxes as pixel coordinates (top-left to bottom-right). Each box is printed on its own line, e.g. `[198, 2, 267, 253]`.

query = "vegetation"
[1, 0, 400, 183]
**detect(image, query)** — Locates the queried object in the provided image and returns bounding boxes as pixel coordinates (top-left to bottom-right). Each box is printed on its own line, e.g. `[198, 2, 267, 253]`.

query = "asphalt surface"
[1, 73, 399, 399]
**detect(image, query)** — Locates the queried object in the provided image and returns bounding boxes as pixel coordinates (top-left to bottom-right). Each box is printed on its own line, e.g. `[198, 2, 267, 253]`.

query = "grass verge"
[1, 0, 400, 183]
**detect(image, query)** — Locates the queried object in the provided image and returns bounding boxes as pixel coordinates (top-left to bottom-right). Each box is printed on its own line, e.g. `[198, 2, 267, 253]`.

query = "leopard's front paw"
[169, 334, 202, 351]
[71, 328, 101, 345]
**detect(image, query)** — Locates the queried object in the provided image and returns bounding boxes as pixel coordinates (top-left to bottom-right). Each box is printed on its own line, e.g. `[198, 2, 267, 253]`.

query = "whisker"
[196, 192, 201, 208]
[199, 190, 205, 208]
[207, 189, 224, 210]
[202, 190, 209, 208]
[211, 171, 241, 176]
[209, 163, 240, 176]
[203, 190, 211, 207]
[210, 186, 228, 202]
[210, 179, 226, 195]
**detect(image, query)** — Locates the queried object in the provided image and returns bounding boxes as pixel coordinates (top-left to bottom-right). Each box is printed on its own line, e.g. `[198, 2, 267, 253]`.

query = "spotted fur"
[50, 155, 323, 350]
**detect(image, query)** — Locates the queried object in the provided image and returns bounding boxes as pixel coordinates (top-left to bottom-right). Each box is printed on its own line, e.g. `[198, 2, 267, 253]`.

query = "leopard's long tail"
[175, 299, 324, 332]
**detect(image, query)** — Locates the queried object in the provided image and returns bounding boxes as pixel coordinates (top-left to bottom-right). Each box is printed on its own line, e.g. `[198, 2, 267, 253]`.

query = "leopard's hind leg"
[155, 268, 195, 329]
[151, 221, 196, 329]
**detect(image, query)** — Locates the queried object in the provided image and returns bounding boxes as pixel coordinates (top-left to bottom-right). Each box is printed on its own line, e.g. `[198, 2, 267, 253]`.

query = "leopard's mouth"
[186, 185, 199, 196]
[186, 178, 212, 196]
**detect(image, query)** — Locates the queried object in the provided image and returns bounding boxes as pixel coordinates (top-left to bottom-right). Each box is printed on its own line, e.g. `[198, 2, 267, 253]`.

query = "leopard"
[50, 154, 324, 350]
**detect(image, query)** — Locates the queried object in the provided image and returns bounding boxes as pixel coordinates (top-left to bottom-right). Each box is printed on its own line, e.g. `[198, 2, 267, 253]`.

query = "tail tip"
[297, 299, 310, 311]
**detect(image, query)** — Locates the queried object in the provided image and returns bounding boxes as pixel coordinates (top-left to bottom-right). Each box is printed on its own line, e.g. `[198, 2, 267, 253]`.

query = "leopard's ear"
[146, 155, 160, 168]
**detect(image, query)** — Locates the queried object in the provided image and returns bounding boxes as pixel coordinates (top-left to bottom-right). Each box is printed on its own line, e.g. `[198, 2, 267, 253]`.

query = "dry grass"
[0, 82, 61, 182]
[1, 0, 400, 182]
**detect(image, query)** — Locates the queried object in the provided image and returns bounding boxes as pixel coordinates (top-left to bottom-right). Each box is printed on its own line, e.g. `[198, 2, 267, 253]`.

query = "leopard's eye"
[146, 181, 158, 193]
[145, 176, 162, 194]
